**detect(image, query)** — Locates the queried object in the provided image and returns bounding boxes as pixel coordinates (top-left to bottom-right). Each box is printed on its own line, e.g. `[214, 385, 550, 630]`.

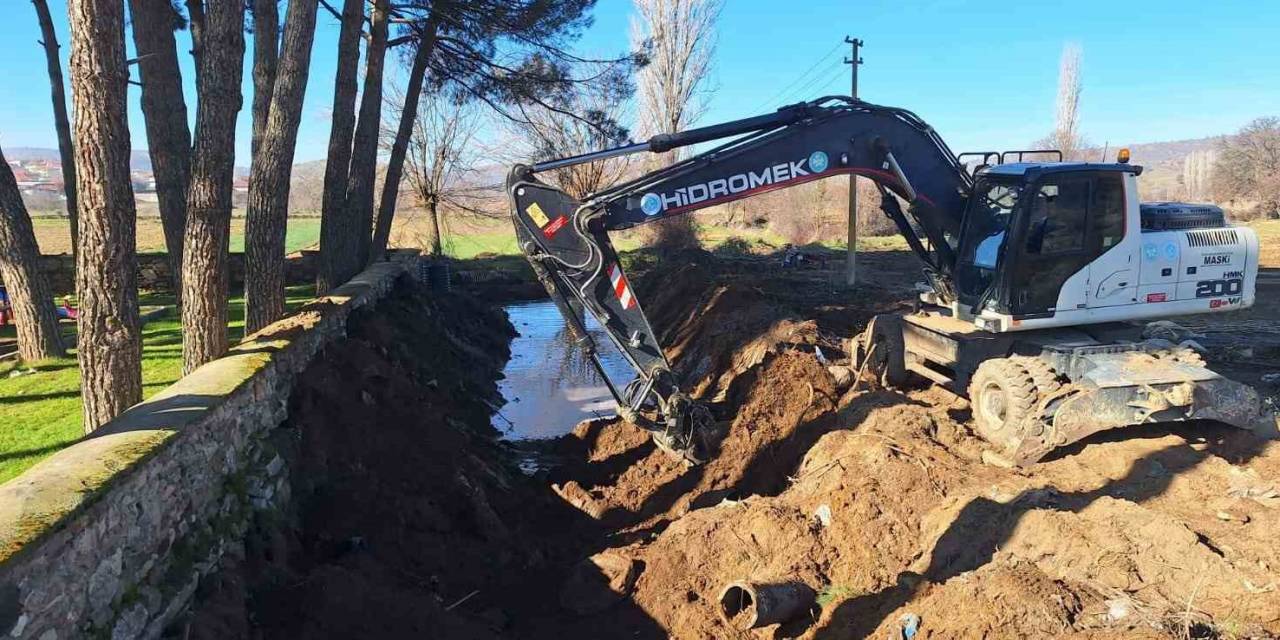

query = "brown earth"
[186, 251, 1280, 639]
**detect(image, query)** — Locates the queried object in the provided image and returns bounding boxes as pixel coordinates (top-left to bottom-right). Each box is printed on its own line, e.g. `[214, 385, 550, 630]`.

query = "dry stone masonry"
[0, 260, 413, 639]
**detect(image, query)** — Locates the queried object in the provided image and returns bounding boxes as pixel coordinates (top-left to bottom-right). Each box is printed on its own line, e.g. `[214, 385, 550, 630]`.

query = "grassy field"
[30, 216, 323, 256]
[0, 285, 315, 484]
[1252, 219, 1280, 268]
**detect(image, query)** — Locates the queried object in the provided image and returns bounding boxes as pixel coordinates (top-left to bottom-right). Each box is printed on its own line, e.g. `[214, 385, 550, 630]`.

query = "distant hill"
[1084, 136, 1224, 202]
[1085, 136, 1222, 169]
[8, 134, 1230, 209]
[5, 146, 154, 172]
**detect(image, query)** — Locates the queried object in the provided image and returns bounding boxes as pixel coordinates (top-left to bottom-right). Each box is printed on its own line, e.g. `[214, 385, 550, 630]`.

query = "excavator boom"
[507, 97, 972, 460]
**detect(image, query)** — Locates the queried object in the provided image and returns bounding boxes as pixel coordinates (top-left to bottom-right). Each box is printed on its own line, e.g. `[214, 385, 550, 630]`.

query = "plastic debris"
[813, 504, 832, 528]
[897, 612, 921, 639]
[1105, 597, 1131, 621]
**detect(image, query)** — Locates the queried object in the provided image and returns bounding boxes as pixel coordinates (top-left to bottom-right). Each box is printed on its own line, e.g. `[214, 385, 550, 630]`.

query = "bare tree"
[67, 0, 142, 432]
[631, 0, 722, 248]
[506, 64, 635, 200]
[382, 87, 481, 256]
[316, 0, 363, 293]
[343, 0, 391, 269]
[370, 11, 445, 261]
[31, 0, 79, 257]
[244, 0, 319, 334]
[250, 0, 279, 161]
[129, 0, 191, 294]
[1213, 116, 1280, 215]
[1182, 148, 1217, 202]
[0, 144, 65, 361]
[181, 0, 245, 373]
[1037, 43, 1087, 160]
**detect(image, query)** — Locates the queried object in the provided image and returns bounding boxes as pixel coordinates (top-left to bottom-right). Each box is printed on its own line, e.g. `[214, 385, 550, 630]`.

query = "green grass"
[30, 216, 324, 255]
[228, 218, 322, 254]
[437, 222, 908, 260]
[0, 285, 315, 484]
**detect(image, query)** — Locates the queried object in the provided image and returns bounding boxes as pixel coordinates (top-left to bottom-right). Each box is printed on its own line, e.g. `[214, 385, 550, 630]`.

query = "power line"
[776, 60, 846, 106]
[752, 40, 844, 112]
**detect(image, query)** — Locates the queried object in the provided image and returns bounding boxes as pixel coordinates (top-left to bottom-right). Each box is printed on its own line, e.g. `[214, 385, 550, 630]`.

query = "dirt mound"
[535, 253, 1280, 638]
[616, 391, 1280, 639]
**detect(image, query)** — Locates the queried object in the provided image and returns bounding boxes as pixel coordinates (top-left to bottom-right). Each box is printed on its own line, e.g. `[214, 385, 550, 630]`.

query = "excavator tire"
[968, 358, 1039, 453]
[1010, 355, 1063, 398]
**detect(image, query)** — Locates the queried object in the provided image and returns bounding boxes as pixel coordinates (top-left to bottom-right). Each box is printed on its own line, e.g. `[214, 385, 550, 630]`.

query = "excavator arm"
[506, 97, 972, 461]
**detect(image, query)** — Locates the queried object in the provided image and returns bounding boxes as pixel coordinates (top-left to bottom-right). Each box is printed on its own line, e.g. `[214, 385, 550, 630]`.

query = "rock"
[981, 450, 1016, 468]
[111, 604, 149, 640]
[1144, 320, 1202, 343]
[827, 365, 854, 390]
[87, 549, 123, 624]
[1178, 339, 1207, 354]
[1261, 373, 1280, 385]
[559, 552, 642, 615]
[552, 481, 606, 520]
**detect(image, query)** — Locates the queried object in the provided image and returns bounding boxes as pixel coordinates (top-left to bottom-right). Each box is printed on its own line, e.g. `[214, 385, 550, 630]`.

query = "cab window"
[1092, 173, 1126, 250]
[1025, 177, 1089, 254]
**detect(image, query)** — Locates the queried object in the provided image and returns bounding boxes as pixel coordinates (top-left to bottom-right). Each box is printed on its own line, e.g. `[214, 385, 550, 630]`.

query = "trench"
[178, 254, 1280, 639]
[494, 300, 632, 440]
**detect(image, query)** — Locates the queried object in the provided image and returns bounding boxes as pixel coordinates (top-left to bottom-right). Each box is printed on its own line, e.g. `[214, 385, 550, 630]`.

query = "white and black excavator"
[507, 96, 1272, 465]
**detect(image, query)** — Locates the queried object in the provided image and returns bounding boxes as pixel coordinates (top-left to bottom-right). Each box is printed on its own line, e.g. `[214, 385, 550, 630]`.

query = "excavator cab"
[508, 96, 1273, 465]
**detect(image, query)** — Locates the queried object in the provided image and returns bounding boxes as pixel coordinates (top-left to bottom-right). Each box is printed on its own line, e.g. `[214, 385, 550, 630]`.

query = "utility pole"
[843, 36, 863, 287]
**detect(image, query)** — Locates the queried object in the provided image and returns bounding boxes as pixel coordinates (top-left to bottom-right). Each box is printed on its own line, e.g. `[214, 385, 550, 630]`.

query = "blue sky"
[1, 0, 1277, 165]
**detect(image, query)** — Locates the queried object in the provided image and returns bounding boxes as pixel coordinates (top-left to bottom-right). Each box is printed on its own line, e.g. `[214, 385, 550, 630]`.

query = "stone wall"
[0, 259, 414, 639]
[24, 252, 320, 295]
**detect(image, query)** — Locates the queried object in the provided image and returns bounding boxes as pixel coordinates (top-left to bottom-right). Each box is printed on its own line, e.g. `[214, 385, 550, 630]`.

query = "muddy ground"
[186, 253, 1280, 639]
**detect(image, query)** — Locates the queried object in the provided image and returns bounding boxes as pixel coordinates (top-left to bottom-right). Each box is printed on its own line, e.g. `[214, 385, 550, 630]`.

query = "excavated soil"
[187, 253, 1280, 639]
[539, 251, 1280, 639]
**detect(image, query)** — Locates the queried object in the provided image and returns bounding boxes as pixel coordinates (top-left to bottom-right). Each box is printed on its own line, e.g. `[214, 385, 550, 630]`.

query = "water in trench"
[496, 299, 635, 439]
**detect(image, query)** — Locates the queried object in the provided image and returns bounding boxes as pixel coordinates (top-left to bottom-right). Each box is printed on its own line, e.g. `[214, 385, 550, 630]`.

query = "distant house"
[233, 176, 250, 194]
[11, 166, 35, 184]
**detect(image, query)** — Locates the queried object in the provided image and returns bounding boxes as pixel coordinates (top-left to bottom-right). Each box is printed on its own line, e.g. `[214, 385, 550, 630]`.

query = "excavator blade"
[1008, 364, 1276, 465]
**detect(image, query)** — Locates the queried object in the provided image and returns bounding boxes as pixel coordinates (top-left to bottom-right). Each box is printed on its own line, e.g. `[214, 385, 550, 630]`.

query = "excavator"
[506, 96, 1272, 465]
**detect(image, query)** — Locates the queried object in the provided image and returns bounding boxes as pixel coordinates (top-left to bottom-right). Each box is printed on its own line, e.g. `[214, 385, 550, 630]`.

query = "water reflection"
[496, 300, 635, 439]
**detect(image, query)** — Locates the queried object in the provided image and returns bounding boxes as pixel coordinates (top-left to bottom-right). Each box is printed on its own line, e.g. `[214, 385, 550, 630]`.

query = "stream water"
[495, 300, 634, 439]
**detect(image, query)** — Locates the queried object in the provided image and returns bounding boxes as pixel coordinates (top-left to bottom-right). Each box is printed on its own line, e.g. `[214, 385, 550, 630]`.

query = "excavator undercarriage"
[855, 313, 1275, 465]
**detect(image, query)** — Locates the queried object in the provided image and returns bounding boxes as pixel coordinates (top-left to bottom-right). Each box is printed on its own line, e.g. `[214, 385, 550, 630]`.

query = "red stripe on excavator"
[651, 167, 935, 217]
[608, 263, 635, 309]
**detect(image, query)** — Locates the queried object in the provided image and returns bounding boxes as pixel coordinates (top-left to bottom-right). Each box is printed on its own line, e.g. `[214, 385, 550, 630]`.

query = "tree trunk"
[128, 0, 191, 296]
[426, 197, 442, 257]
[185, 0, 204, 85]
[0, 145, 65, 361]
[32, 0, 79, 258]
[250, 0, 278, 160]
[244, 0, 318, 334]
[66, 0, 141, 433]
[343, 0, 390, 269]
[316, 0, 363, 294]
[369, 15, 441, 262]
[181, 0, 245, 374]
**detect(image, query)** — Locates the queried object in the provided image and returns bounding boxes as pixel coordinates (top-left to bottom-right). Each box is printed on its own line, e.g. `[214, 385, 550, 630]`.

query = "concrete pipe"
[717, 581, 815, 630]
